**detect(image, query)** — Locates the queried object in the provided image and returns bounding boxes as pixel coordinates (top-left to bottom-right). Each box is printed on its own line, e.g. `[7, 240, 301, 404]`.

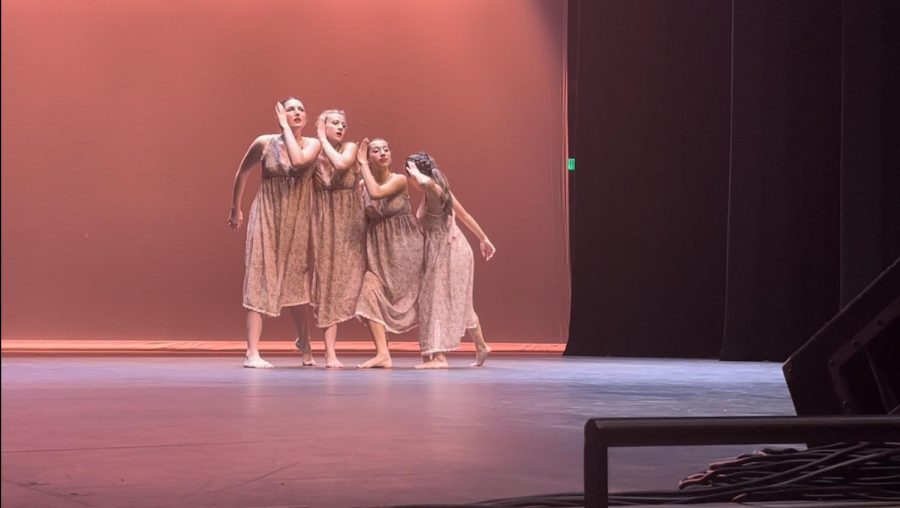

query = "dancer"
[355, 138, 424, 368]
[405, 152, 494, 368]
[305, 110, 366, 368]
[227, 98, 320, 368]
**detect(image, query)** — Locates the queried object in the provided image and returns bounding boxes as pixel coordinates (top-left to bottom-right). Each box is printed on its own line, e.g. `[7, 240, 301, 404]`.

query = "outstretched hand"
[275, 102, 289, 130]
[357, 138, 370, 165]
[480, 238, 496, 261]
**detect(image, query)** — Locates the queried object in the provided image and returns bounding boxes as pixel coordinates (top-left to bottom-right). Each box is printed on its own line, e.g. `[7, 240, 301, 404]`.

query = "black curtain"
[839, 0, 900, 306]
[719, 0, 842, 360]
[566, 0, 731, 358]
[566, 0, 899, 360]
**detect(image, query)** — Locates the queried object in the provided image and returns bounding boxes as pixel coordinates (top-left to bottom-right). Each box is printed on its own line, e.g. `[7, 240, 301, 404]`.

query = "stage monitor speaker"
[783, 257, 900, 416]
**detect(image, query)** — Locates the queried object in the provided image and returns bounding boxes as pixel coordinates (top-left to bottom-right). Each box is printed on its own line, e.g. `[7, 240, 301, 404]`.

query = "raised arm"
[406, 160, 443, 203]
[452, 195, 496, 260]
[317, 119, 358, 170]
[276, 102, 320, 168]
[227, 135, 268, 231]
[357, 138, 407, 199]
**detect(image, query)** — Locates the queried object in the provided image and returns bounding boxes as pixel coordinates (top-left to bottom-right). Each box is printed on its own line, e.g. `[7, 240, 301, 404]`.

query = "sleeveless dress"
[355, 186, 424, 333]
[242, 135, 314, 317]
[416, 201, 478, 354]
[310, 152, 367, 327]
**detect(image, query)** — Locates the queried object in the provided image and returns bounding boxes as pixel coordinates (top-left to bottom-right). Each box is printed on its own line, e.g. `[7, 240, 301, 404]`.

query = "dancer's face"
[323, 114, 347, 143]
[283, 99, 307, 129]
[368, 139, 392, 168]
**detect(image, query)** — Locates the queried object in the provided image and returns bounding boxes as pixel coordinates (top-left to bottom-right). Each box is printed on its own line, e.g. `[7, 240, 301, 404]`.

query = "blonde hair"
[318, 109, 346, 124]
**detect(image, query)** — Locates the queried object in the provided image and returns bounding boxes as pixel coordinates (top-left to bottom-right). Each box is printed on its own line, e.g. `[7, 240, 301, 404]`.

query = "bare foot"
[294, 336, 316, 366]
[243, 356, 274, 369]
[357, 354, 392, 369]
[325, 357, 344, 369]
[414, 357, 449, 369]
[471, 344, 491, 367]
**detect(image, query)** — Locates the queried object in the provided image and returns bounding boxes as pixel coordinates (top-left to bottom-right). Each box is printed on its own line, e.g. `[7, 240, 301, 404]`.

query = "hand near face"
[406, 161, 431, 186]
[357, 138, 370, 165]
[275, 102, 289, 130]
[316, 119, 327, 141]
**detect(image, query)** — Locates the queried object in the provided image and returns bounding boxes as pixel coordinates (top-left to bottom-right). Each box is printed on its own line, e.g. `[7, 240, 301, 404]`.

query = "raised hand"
[357, 138, 370, 165]
[480, 238, 496, 261]
[275, 102, 289, 130]
[316, 119, 327, 141]
[405, 160, 431, 186]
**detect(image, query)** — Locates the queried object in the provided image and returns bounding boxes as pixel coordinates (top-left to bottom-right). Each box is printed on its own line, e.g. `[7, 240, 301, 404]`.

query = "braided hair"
[407, 152, 452, 215]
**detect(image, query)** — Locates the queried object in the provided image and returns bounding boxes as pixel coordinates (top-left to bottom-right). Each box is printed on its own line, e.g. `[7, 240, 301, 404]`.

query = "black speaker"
[783, 256, 900, 416]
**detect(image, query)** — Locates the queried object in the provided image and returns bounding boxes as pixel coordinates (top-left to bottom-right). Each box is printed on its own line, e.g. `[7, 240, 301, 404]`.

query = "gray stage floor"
[2, 354, 814, 507]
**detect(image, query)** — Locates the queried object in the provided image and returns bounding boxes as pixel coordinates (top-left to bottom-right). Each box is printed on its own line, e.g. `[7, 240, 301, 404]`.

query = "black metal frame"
[829, 297, 900, 414]
[584, 415, 900, 508]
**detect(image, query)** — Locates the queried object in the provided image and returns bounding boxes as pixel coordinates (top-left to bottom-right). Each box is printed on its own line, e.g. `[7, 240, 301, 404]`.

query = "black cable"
[377, 443, 900, 508]
[608, 442, 900, 505]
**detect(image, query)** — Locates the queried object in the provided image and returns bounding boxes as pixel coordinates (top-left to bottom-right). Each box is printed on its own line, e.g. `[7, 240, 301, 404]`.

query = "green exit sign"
[567, 158, 575, 171]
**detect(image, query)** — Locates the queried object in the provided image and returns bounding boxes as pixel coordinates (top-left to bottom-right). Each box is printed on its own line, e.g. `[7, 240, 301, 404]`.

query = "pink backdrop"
[1, 0, 570, 344]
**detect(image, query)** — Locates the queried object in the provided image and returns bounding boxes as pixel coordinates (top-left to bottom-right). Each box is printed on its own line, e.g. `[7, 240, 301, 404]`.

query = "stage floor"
[3, 354, 808, 507]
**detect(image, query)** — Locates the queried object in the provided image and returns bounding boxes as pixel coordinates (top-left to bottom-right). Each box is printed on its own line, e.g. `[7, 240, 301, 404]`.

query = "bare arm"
[357, 138, 408, 199]
[452, 195, 496, 260]
[407, 160, 494, 259]
[275, 102, 320, 168]
[227, 135, 267, 231]
[317, 120, 358, 170]
[406, 160, 443, 208]
[359, 162, 408, 199]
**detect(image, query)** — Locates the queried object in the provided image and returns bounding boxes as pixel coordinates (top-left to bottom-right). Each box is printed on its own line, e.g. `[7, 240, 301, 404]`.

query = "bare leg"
[243, 311, 273, 368]
[323, 324, 343, 368]
[468, 316, 491, 367]
[358, 319, 392, 368]
[414, 352, 449, 369]
[288, 305, 316, 366]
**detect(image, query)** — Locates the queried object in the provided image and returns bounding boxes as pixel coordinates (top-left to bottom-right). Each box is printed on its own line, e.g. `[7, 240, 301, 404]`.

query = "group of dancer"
[227, 97, 495, 369]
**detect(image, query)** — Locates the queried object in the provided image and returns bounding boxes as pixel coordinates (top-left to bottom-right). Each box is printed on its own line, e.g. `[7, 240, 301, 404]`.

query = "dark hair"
[367, 138, 389, 157]
[280, 96, 303, 107]
[407, 152, 452, 214]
